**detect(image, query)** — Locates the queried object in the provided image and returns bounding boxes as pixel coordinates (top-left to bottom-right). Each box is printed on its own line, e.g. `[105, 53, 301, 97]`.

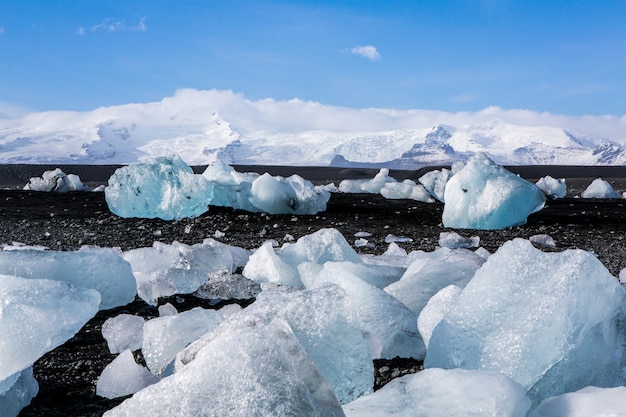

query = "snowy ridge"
[1, 89, 625, 167]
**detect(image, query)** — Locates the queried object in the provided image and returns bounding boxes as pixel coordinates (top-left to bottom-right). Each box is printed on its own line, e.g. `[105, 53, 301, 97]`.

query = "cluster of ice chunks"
[535, 175, 567, 199]
[0, 275, 101, 416]
[338, 168, 433, 202]
[104, 316, 345, 417]
[23, 168, 92, 192]
[105, 156, 330, 219]
[423, 238, 626, 407]
[442, 153, 546, 229]
[0, 247, 136, 310]
[122, 238, 251, 305]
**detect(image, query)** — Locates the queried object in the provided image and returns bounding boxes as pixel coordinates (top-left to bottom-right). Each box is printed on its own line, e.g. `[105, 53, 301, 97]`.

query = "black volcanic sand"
[0, 169, 624, 416]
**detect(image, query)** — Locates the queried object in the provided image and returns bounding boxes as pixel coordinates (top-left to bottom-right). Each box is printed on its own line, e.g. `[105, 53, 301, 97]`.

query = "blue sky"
[0, 0, 625, 115]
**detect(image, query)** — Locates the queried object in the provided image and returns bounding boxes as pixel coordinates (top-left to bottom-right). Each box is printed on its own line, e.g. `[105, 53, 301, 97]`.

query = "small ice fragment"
[384, 234, 413, 243]
[529, 234, 556, 248]
[354, 238, 369, 247]
[96, 350, 159, 399]
[101, 314, 145, 354]
[354, 231, 372, 238]
[438, 232, 479, 249]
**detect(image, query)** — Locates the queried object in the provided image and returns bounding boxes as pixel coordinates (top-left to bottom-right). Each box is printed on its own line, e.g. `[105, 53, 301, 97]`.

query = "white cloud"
[350, 45, 381, 60]
[75, 27, 85, 36]
[91, 17, 147, 33]
[0, 27, 4, 35]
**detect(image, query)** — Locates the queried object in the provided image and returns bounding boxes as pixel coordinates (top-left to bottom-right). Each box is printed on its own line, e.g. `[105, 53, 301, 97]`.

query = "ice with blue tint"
[248, 173, 331, 215]
[142, 307, 224, 376]
[338, 168, 395, 194]
[243, 228, 362, 287]
[243, 285, 373, 404]
[418, 168, 453, 202]
[96, 350, 159, 399]
[417, 284, 462, 348]
[425, 238, 626, 406]
[105, 317, 345, 417]
[23, 168, 92, 192]
[299, 261, 425, 359]
[0, 368, 39, 417]
[528, 386, 626, 417]
[442, 153, 545, 229]
[200, 162, 258, 211]
[438, 231, 480, 249]
[384, 247, 484, 316]
[0, 247, 136, 310]
[535, 175, 567, 199]
[105, 155, 213, 220]
[102, 314, 146, 354]
[343, 368, 531, 417]
[0, 275, 100, 384]
[380, 179, 433, 202]
[123, 239, 250, 305]
[581, 177, 621, 199]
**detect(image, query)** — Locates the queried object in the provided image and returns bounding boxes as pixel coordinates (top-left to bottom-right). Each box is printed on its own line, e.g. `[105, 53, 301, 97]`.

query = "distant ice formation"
[23, 168, 91, 192]
[581, 177, 621, 199]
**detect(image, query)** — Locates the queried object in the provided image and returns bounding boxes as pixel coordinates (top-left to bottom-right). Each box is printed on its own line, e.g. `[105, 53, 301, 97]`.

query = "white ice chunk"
[442, 153, 545, 229]
[101, 314, 145, 354]
[384, 234, 412, 243]
[438, 231, 480, 249]
[417, 284, 462, 348]
[106, 317, 344, 417]
[123, 239, 250, 305]
[105, 155, 213, 220]
[528, 386, 626, 417]
[158, 303, 178, 317]
[0, 275, 100, 382]
[581, 177, 621, 199]
[299, 261, 425, 359]
[0, 247, 136, 309]
[201, 160, 259, 185]
[244, 228, 362, 287]
[535, 176, 567, 199]
[343, 368, 530, 417]
[425, 238, 626, 406]
[384, 247, 484, 316]
[248, 173, 331, 215]
[380, 179, 434, 202]
[338, 168, 395, 194]
[243, 285, 373, 404]
[418, 168, 453, 203]
[96, 350, 159, 399]
[23, 168, 91, 192]
[0, 368, 39, 417]
[142, 307, 223, 376]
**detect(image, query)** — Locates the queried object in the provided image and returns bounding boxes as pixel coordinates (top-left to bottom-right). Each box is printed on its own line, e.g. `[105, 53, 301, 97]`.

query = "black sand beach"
[1, 165, 624, 416]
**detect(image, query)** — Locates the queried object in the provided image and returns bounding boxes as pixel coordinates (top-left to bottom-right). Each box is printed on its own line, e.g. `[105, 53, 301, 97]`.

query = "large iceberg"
[105, 317, 345, 417]
[243, 285, 373, 404]
[343, 368, 531, 417]
[442, 153, 545, 229]
[0, 274, 100, 386]
[425, 238, 626, 405]
[105, 155, 213, 220]
[0, 247, 136, 310]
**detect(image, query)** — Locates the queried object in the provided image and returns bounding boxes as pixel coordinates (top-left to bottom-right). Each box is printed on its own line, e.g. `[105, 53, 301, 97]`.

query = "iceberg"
[535, 175, 567, 199]
[384, 247, 484, 316]
[379, 179, 434, 202]
[425, 238, 626, 405]
[248, 173, 331, 215]
[343, 368, 531, 417]
[96, 350, 159, 399]
[418, 167, 453, 202]
[0, 247, 136, 310]
[243, 285, 373, 404]
[338, 168, 395, 194]
[299, 261, 425, 359]
[442, 153, 545, 229]
[581, 177, 621, 199]
[528, 386, 626, 417]
[0, 275, 100, 383]
[123, 238, 250, 305]
[105, 155, 213, 220]
[105, 317, 345, 417]
[142, 307, 224, 376]
[101, 314, 146, 354]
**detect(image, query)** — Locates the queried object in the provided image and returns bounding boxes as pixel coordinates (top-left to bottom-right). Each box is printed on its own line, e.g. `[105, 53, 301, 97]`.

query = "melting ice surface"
[425, 238, 626, 406]
[442, 153, 545, 229]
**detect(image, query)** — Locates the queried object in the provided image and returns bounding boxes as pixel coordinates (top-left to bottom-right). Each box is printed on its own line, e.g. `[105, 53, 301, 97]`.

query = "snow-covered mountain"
[1, 89, 625, 167]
